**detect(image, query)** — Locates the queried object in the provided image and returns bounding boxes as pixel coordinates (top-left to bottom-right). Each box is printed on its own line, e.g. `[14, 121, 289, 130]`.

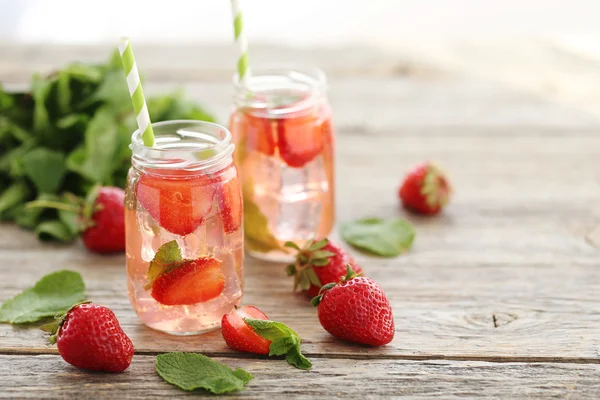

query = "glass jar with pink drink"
[125, 120, 243, 335]
[229, 65, 335, 262]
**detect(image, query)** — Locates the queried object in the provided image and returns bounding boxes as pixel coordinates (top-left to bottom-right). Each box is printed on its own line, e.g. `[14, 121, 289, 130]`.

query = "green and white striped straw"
[230, 0, 250, 81]
[118, 37, 155, 147]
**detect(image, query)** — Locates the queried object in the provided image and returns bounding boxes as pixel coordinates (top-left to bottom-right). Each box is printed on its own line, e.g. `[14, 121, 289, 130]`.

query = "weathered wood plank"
[1, 355, 599, 399]
[0, 227, 599, 362]
[3, 45, 600, 129]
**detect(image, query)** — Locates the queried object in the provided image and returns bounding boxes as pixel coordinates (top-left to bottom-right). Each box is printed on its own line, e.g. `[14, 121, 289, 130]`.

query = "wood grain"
[1, 355, 599, 399]
[1, 223, 599, 362]
[2, 43, 600, 397]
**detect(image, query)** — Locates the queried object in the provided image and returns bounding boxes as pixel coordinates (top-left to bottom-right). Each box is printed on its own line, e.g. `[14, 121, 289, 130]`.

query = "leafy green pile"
[0, 51, 215, 242]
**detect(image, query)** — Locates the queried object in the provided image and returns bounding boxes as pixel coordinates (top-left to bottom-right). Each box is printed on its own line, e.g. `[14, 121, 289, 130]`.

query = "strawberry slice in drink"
[136, 170, 216, 236]
[150, 258, 225, 306]
[216, 174, 243, 234]
[221, 306, 271, 354]
[244, 113, 276, 156]
[276, 110, 326, 168]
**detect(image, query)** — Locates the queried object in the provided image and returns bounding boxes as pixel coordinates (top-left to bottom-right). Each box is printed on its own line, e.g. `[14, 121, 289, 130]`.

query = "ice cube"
[251, 154, 329, 241]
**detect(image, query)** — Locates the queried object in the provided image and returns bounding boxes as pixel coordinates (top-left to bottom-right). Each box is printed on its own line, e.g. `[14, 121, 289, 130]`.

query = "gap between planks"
[1, 347, 599, 365]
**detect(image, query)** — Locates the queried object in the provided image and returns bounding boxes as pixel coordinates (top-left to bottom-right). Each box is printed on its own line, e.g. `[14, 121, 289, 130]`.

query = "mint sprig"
[0, 270, 86, 324]
[155, 352, 252, 394]
[244, 318, 312, 370]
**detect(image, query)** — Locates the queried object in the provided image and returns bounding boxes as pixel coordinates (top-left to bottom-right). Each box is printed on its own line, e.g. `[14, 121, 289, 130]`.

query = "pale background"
[3, 0, 600, 116]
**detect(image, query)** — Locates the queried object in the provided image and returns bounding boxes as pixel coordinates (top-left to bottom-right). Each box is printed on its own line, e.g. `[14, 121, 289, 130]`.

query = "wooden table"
[1, 43, 600, 398]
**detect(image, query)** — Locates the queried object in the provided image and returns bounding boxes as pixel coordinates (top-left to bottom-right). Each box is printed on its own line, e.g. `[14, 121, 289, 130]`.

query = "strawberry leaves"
[244, 318, 312, 370]
[284, 238, 336, 292]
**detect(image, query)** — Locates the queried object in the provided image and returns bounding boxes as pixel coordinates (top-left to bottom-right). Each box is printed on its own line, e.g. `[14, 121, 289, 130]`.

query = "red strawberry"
[221, 305, 271, 354]
[136, 170, 216, 236]
[150, 258, 225, 306]
[217, 173, 243, 234]
[25, 186, 125, 254]
[81, 187, 125, 253]
[42, 303, 134, 372]
[285, 238, 363, 298]
[244, 113, 276, 156]
[277, 111, 325, 168]
[312, 267, 394, 346]
[399, 162, 451, 216]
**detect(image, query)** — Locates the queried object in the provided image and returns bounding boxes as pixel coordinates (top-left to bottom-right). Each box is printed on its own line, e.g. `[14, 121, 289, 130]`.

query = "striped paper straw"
[230, 0, 250, 81]
[118, 37, 155, 147]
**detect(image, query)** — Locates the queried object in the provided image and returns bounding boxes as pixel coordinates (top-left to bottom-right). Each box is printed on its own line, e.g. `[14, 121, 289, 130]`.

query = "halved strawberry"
[277, 110, 326, 168]
[217, 173, 242, 234]
[136, 170, 216, 236]
[244, 113, 276, 156]
[150, 258, 225, 306]
[221, 306, 271, 354]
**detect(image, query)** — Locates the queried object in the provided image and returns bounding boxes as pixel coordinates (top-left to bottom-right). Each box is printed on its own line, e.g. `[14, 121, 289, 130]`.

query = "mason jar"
[229, 65, 335, 262]
[125, 120, 243, 335]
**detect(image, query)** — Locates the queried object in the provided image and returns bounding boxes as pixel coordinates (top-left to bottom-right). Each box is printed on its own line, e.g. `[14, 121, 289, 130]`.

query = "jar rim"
[232, 64, 327, 117]
[130, 119, 234, 173]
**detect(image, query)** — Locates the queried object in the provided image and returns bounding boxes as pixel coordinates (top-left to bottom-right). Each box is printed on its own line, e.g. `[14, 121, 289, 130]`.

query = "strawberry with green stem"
[146, 240, 225, 306]
[399, 162, 451, 216]
[284, 238, 363, 298]
[42, 302, 134, 372]
[26, 186, 125, 253]
[312, 266, 395, 346]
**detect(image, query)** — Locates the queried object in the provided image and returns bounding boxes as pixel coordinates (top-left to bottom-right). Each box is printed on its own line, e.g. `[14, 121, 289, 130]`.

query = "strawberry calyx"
[283, 238, 336, 292]
[40, 301, 92, 344]
[420, 163, 451, 210]
[310, 265, 361, 307]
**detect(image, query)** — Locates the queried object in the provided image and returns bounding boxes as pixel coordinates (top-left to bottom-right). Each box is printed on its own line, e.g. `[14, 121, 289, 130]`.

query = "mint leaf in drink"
[155, 352, 252, 394]
[244, 318, 312, 370]
[242, 178, 282, 254]
[340, 217, 415, 257]
[145, 240, 184, 289]
[22, 148, 67, 194]
[0, 270, 86, 324]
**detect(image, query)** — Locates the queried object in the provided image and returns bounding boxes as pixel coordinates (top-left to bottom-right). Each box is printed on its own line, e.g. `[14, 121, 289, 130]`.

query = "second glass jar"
[229, 65, 335, 261]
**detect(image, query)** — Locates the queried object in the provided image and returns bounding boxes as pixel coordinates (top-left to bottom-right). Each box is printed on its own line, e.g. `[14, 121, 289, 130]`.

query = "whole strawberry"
[284, 238, 363, 298]
[399, 162, 451, 215]
[42, 302, 134, 372]
[81, 186, 126, 253]
[312, 266, 394, 346]
[26, 186, 125, 253]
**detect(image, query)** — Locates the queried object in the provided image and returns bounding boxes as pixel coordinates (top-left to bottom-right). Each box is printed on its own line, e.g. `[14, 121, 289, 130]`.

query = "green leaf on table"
[0, 270, 86, 324]
[35, 220, 77, 242]
[340, 217, 415, 257]
[56, 72, 71, 115]
[0, 181, 31, 219]
[155, 352, 252, 394]
[22, 148, 67, 194]
[66, 107, 119, 184]
[244, 318, 312, 370]
[56, 114, 89, 130]
[85, 69, 130, 111]
[30, 74, 53, 135]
